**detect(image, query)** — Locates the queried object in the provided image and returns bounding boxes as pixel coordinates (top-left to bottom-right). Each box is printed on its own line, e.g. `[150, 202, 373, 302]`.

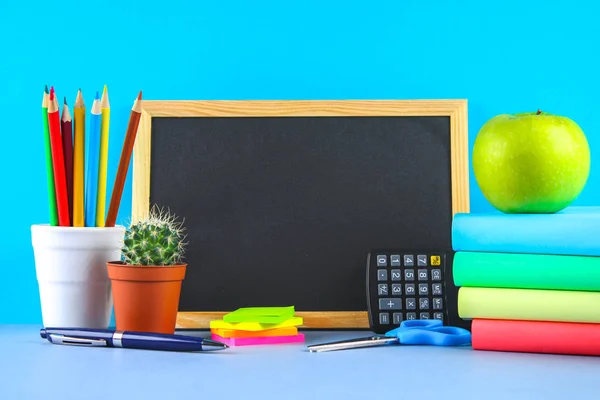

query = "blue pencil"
[85, 92, 102, 227]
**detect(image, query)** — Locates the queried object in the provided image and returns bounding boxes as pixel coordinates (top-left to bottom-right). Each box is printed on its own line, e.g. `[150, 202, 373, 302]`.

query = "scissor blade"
[308, 335, 398, 352]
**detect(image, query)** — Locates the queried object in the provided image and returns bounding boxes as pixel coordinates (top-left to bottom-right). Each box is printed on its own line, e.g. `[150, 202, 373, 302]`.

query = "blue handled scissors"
[307, 319, 471, 352]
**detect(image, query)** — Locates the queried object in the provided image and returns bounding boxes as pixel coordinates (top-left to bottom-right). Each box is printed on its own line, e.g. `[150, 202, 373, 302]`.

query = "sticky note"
[209, 316, 303, 331]
[223, 306, 295, 324]
[212, 333, 305, 346]
[211, 326, 298, 338]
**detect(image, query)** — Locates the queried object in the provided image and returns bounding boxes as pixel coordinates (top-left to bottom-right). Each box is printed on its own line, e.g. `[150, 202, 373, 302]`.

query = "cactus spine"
[122, 206, 187, 266]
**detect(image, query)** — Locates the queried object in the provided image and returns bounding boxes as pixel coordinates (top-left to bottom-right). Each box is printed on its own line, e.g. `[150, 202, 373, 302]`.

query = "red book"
[61, 98, 74, 223]
[472, 318, 600, 356]
[47, 87, 70, 226]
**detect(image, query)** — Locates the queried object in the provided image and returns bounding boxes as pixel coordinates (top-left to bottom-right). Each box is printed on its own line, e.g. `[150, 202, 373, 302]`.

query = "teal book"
[452, 206, 600, 256]
[453, 251, 600, 291]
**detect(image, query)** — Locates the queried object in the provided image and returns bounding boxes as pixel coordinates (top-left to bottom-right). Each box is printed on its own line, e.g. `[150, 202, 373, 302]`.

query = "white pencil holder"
[31, 224, 125, 328]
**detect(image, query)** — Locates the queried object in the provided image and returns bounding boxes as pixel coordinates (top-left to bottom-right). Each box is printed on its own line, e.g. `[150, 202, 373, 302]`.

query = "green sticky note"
[223, 306, 295, 324]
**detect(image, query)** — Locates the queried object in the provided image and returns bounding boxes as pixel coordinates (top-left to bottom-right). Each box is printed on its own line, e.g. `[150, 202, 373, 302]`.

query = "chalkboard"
[131, 100, 469, 329]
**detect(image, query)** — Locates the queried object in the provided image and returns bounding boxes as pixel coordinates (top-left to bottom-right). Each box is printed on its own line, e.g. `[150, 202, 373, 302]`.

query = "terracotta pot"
[107, 261, 186, 334]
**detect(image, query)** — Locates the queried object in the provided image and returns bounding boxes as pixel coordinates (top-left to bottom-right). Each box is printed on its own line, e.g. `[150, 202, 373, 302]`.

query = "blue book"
[452, 206, 600, 256]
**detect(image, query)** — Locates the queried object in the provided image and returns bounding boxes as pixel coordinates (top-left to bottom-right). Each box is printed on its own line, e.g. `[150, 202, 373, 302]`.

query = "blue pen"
[40, 327, 228, 352]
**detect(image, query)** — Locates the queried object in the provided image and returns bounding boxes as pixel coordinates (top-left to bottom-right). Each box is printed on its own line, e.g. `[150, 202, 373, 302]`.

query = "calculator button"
[433, 297, 443, 310]
[418, 283, 429, 295]
[420, 312, 430, 319]
[433, 313, 444, 320]
[432, 283, 443, 295]
[390, 255, 401, 266]
[418, 269, 428, 281]
[406, 312, 416, 320]
[391, 269, 402, 281]
[379, 298, 402, 310]
[417, 255, 427, 266]
[379, 313, 390, 324]
[431, 269, 442, 281]
[377, 269, 388, 281]
[393, 313, 403, 324]
[404, 269, 415, 281]
[419, 298, 429, 310]
[377, 255, 387, 266]
[391, 284, 402, 295]
[405, 283, 415, 295]
[406, 298, 416, 310]
[378, 284, 388, 296]
[431, 255, 441, 266]
[404, 255, 414, 266]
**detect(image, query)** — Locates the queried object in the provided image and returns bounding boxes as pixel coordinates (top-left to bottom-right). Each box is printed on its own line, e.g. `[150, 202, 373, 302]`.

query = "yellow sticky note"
[210, 316, 303, 331]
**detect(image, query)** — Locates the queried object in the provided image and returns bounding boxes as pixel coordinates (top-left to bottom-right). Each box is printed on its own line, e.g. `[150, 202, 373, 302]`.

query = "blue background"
[1, 0, 598, 323]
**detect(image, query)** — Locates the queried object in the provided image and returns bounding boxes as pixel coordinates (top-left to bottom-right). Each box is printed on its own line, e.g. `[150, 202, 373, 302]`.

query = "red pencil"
[48, 87, 70, 226]
[61, 97, 74, 223]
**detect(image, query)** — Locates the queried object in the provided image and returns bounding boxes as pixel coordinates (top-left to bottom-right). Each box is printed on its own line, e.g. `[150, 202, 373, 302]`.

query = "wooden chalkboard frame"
[131, 100, 470, 329]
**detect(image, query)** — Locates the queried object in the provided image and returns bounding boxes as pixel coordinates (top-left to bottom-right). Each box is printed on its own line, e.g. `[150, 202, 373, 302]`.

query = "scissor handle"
[384, 320, 471, 346]
[384, 319, 442, 336]
[400, 319, 443, 329]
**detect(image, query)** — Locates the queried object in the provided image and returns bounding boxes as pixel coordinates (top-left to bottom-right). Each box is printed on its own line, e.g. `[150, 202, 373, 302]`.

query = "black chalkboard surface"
[131, 100, 469, 328]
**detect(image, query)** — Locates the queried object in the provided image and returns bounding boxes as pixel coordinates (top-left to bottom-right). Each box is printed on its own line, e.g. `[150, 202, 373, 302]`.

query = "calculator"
[366, 250, 469, 334]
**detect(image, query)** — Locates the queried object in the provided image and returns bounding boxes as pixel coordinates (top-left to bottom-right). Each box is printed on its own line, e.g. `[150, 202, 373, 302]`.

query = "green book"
[458, 287, 600, 323]
[223, 306, 295, 324]
[453, 251, 600, 291]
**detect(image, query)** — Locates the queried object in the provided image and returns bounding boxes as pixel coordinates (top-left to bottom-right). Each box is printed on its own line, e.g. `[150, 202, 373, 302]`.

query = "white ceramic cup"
[31, 224, 125, 328]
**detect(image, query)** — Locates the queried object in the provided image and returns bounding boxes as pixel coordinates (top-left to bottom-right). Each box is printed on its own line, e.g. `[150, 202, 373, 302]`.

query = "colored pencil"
[105, 91, 143, 227]
[85, 93, 102, 227]
[47, 87, 70, 226]
[73, 89, 86, 227]
[96, 85, 110, 227]
[61, 97, 73, 224]
[42, 86, 58, 226]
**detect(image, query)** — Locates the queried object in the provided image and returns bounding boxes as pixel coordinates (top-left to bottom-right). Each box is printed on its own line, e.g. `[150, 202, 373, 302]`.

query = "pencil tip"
[95, 91, 100, 99]
[103, 84, 107, 93]
[64, 96, 67, 105]
[44, 85, 48, 93]
[138, 91, 142, 100]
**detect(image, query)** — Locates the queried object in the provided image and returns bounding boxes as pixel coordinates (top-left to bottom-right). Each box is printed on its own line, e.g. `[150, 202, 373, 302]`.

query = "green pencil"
[42, 85, 58, 226]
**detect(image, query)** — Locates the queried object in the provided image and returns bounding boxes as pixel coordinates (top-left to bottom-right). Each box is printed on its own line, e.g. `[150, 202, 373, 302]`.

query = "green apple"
[472, 110, 590, 213]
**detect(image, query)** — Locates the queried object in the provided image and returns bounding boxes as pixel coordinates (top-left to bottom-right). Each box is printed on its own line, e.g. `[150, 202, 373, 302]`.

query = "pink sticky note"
[212, 332, 305, 346]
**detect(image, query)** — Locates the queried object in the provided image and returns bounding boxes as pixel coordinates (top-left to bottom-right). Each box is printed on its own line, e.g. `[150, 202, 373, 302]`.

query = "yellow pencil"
[73, 89, 86, 227]
[96, 85, 110, 227]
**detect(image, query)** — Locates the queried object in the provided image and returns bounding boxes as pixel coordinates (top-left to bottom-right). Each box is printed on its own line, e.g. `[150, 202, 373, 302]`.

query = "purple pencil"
[61, 97, 74, 223]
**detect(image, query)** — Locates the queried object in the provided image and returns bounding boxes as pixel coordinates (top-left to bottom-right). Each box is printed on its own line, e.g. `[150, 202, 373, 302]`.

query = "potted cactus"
[107, 206, 188, 334]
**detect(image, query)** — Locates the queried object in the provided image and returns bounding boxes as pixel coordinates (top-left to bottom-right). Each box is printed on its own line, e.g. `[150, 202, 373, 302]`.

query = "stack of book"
[209, 306, 305, 347]
[452, 206, 600, 356]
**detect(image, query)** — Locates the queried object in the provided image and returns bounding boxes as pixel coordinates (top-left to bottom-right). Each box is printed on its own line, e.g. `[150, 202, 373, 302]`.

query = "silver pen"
[308, 335, 398, 352]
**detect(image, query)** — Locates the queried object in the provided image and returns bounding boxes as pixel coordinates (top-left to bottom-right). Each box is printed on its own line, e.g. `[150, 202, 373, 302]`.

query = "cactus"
[121, 206, 187, 266]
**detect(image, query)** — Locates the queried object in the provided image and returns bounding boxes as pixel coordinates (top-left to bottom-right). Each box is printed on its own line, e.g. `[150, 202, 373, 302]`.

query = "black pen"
[40, 327, 228, 352]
